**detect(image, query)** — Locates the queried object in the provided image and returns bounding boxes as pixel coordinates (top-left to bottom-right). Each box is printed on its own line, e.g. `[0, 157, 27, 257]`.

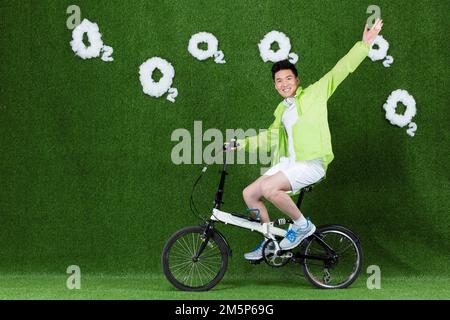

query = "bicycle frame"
[209, 146, 286, 241]
[193, 144, 337, 263]
[210, 209, 287, 238]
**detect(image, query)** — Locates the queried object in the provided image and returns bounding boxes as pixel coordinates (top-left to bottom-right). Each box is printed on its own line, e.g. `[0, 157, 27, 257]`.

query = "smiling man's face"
[274, 69, 299, 98]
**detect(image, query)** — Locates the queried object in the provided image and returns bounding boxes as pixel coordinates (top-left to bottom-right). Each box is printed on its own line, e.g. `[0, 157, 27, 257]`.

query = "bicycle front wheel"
[161, 226, 228, 291]
[301, 225, 363, 289]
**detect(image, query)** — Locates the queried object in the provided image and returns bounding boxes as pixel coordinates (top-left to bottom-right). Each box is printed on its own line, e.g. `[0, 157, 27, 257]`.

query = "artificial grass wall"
[0, 0, 449, 278]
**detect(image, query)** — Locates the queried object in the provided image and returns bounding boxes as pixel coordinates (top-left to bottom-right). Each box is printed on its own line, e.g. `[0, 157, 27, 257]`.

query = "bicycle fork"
[192, 222, 215, 261]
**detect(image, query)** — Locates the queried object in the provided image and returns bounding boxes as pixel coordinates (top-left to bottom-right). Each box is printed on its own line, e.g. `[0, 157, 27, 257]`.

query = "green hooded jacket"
[237, 40, 370, 176]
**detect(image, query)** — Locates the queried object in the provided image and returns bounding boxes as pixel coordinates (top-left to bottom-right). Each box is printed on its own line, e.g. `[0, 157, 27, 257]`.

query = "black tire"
[161, 226, 229, 291]
[301, 225, 363, 289]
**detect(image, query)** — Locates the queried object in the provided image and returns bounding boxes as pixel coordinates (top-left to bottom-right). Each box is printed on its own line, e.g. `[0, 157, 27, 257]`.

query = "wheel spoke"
[173, 261, 194, 281]
[197, 261, 215, 284]
[194, 262, 205, 286]
[170, 250, 191, 260]
[180, 236, 194, 257]
[170, 260, 193, 269]
[197, 260, 219, 278]
[192, 233, 198, 256]
[171, 264, 192, 279]
[174, 237, 192, 260]
[336, 243, 354, 255]
[199, 250, 221, 259]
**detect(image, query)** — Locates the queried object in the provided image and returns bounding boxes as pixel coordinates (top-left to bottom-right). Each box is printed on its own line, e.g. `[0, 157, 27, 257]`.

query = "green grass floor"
[1, 273, 448, 300]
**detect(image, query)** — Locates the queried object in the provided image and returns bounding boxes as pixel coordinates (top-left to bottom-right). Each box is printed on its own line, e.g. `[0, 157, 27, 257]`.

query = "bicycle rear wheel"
[161, 226, 228, 291]
[301, 225, 363, 289]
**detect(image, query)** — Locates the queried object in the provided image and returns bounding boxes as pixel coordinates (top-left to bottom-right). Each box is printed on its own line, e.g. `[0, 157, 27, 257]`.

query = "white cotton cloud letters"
[70, 19, 114, 62]
[258, 31, 299, 64]
[139, 57, 177, 103]
[369, 35, 393, 68]
[383, 89, 417, 137]
[188, 32, 226, 64]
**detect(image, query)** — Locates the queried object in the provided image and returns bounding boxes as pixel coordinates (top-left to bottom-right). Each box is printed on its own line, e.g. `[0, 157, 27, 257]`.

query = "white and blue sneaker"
[279, 220, 316, 250]
[244, 239, 274, 261]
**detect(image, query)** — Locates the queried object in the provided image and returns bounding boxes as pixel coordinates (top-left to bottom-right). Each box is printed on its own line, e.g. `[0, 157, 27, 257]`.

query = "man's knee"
[243, 185, 255, 203]
[261, 180, 277, 200]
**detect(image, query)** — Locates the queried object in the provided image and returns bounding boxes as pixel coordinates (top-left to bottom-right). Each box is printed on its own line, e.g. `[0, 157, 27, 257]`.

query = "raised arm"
[311, 19, 384, 100]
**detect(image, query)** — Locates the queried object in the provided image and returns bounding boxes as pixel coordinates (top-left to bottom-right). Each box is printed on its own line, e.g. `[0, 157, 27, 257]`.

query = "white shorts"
[264, 157, 326, 194]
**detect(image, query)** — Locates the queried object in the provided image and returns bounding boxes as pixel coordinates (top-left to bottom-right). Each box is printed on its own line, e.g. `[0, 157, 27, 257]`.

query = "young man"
[233, 19, 384, 260]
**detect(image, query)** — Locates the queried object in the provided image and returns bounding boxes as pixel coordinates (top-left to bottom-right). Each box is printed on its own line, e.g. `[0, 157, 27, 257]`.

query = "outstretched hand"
[224, 140, 239, 152]
[363, 18, 384, 45]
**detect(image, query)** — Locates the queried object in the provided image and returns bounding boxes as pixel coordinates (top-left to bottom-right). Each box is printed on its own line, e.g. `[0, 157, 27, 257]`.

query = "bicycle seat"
[286, 178, 323, 197]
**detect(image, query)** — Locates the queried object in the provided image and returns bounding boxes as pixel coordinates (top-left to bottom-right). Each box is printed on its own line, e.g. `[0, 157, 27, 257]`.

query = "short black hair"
[271, 60, 298, 81]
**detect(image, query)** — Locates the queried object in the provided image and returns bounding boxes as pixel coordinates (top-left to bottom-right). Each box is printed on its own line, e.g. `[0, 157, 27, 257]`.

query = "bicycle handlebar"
[223, 140, 239, 152]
